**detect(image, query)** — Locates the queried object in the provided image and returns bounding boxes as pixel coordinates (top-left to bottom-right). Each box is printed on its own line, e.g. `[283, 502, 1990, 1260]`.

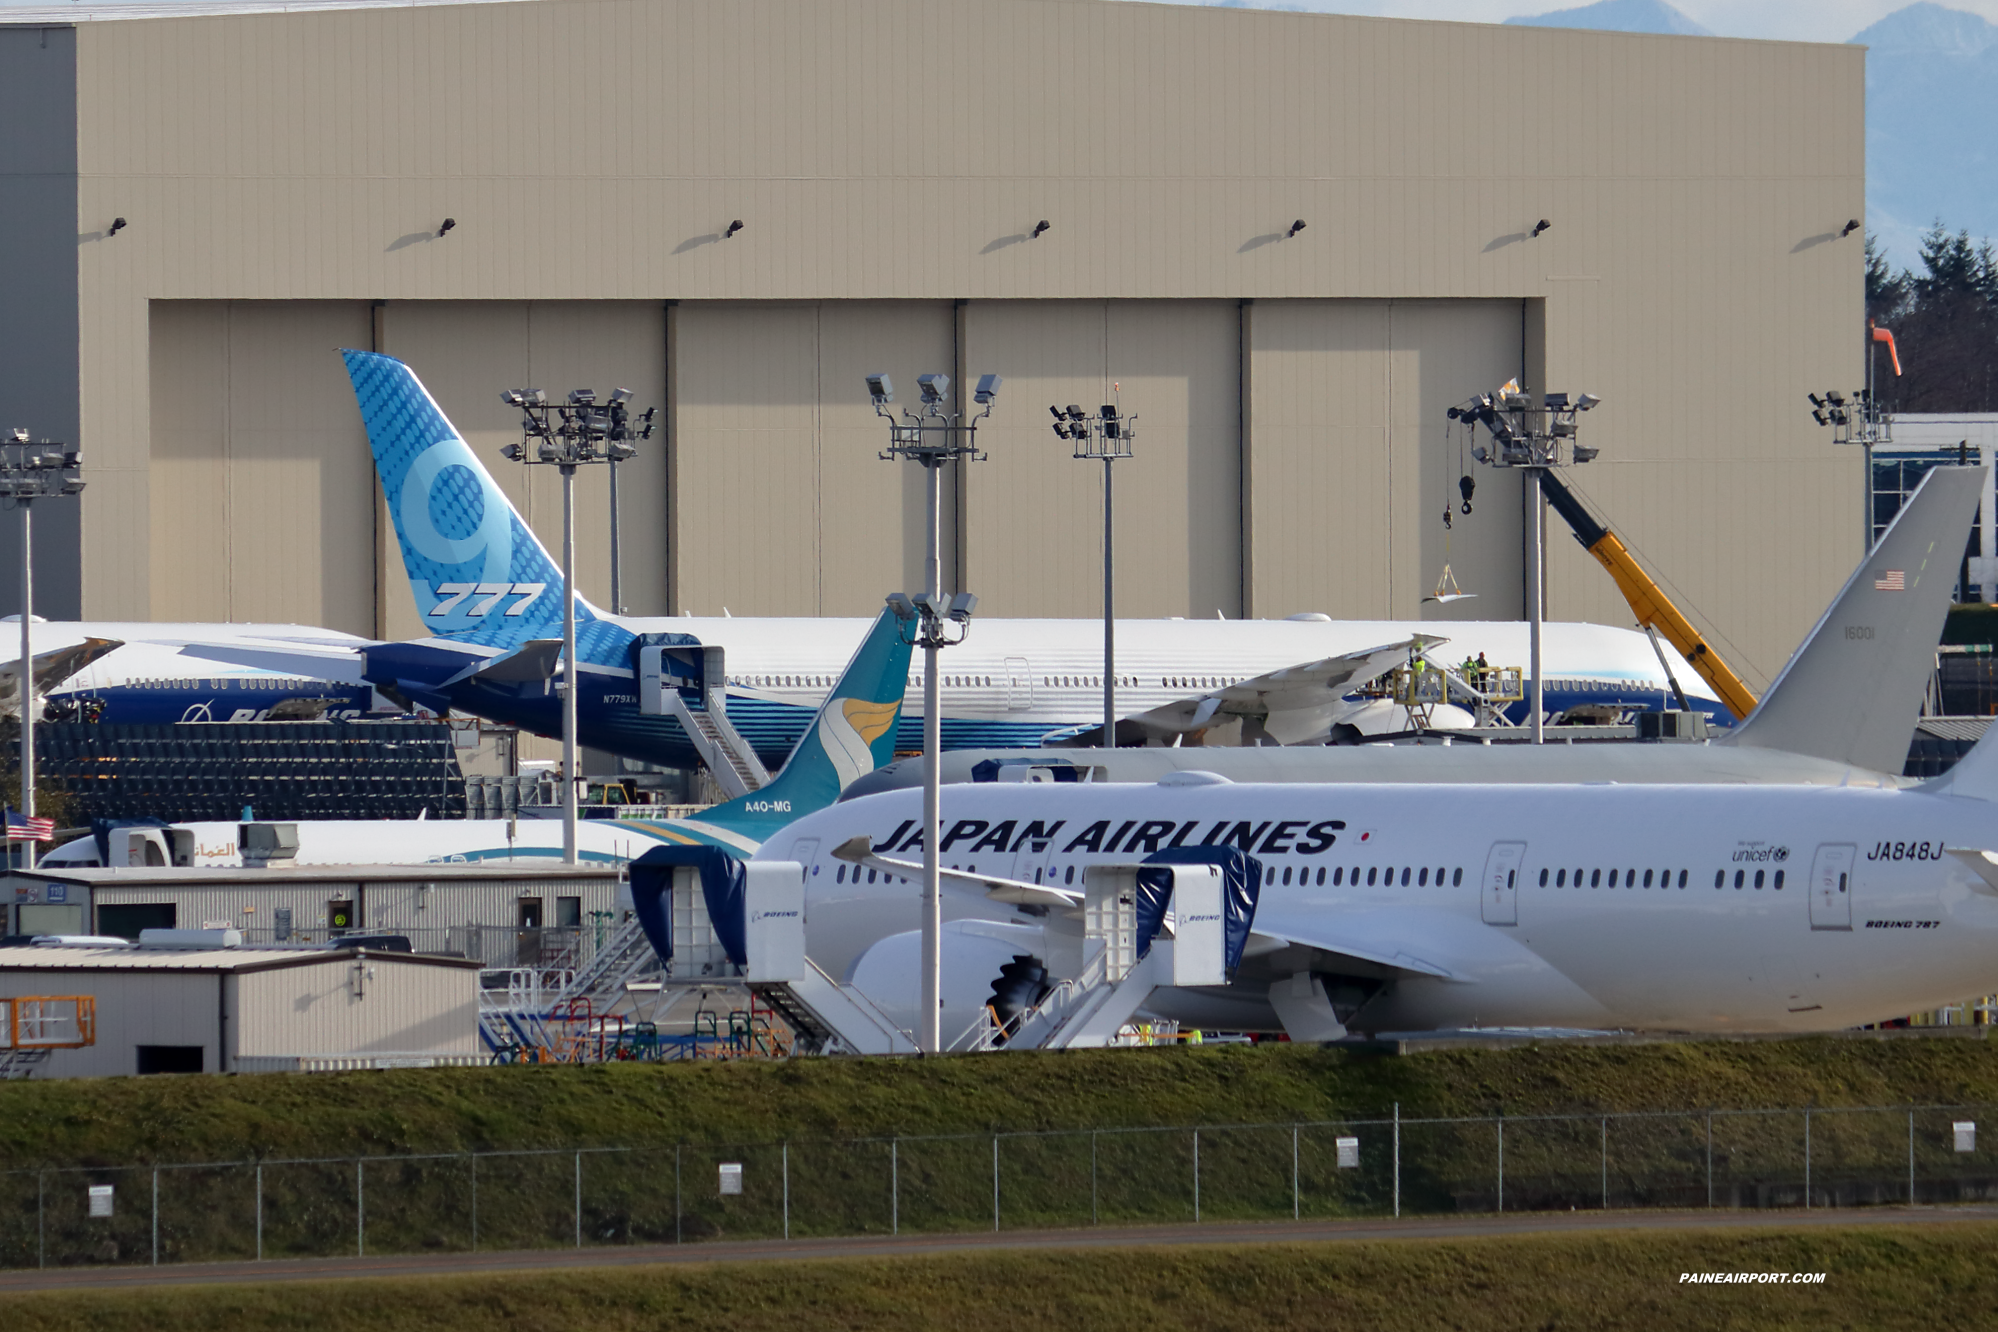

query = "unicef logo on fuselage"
[400, 439, 514, 603]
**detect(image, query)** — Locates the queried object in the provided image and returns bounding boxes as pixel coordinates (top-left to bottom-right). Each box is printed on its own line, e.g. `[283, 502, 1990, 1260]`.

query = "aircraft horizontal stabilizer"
[1109, 634, 1448, 747]
[468, 640, 564, 684]
[1944, 848, 1998, 897]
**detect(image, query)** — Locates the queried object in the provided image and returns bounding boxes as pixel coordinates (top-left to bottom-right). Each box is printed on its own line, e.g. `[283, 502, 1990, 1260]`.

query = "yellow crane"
[1537, 470, 1759, 721]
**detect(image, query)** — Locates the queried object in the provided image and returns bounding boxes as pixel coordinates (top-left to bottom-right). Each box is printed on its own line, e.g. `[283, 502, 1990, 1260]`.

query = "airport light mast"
[1807, 323, 1899, 551]
[1053, 400, 1135, 749]
[0, 433, 84, 869]
[871, 371, 1000, 1054]
[1448, 387, 1601, 744]
[500, 387, 654, 864]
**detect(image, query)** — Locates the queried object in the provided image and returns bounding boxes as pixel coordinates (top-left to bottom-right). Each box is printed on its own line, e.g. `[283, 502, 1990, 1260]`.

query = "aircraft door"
[1480, 841, 1526, 926]
[1005, 658, 1033, 711]
[1808, 843, 1856, 930]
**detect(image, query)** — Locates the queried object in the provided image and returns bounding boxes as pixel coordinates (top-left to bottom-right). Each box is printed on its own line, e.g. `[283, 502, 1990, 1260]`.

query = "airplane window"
[1333, 867, 1343, 885]
[1838, 873, 1847, 893]
[835, 865, 845, 883]
[1452, 868, 1462, 886]
[1436, 867, 1445, 884]
[1420, 867, 1430, 887]
[1715, 870, 1724, 888]
[1608, 870, 1618, 888]
[1351, 866, 1360, 884]
[1643, 870, 1653, 888]
[1367, 867, 1378, 886]
[1626, 868, 1636, 886]
[1774, 870, 1785, 889]
[1065, 865, 1075, 885]
[868, 869, 877, 884]
[1316, 867, 1326, 886]
[1754, 870, 1765, 889]
[1537, 868, 1546, 887]
[1591, 869, 1601, 888]
[1734, 871, 1745, 889]
[1679, 870, 1688, 888]
[1557, 869, 1566, 887]
[1400, 867, 1411, 887]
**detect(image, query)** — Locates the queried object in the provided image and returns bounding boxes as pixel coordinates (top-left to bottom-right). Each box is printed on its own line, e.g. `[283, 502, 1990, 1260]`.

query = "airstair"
[663, 692, 768, 798]
[1002, 863, 1230, 1050]
[552, 916, 660, 1009]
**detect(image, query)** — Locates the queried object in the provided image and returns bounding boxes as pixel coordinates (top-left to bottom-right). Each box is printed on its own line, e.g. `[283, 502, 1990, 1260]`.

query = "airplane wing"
[830, 837, 1461, 979]
[173, 640, 369, 679]
[0, 637, 125, 715]
[1114, 634, 1448, 746]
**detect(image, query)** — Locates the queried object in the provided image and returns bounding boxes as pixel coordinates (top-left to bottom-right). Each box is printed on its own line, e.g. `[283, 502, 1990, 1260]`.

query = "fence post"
[1705, 1113, 1713, 1209]
[783, 1143, 790, 1241]
[1601, 1116, 1608, 1210]
[1193, 1129, 1201, 1223]
[992, 1136, 1000, 1233]
[37, 1170, 45, 1269]
[1392, 1104, 1400, 1220]
[574, 1151, 583, 1249]
[151, 1167, 159, 1266]
[470, 1154, 478, 1252]
[1091, 1131, 1098, 1226]
[674, 1144, 682, 1245]
[1909, 1109, 1916, 1205]
[891, 1138, 899, 1236]
[1496, 1119, 1504, 1214]
[356, 1160, 365, 1257]
[1804, 1109, 1812, 1209]
[1291, 1124, 1299, 1221]
[255, 1163, 264, 1261]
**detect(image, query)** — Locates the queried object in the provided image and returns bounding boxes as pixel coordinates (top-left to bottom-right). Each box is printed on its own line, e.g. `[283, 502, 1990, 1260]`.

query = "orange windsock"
[1870, 323, 1903, 376]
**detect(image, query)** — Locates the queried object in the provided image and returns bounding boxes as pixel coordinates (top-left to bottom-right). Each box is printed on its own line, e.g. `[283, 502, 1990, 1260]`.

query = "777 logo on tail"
[428, 582, 548, 617]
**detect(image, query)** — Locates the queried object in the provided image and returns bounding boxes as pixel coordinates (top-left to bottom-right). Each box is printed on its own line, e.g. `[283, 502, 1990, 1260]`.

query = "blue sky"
[1169, 0, 1998, 43]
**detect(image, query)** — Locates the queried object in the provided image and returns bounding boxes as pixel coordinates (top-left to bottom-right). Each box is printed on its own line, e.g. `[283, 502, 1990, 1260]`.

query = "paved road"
[3, 1204, 1995, 1294]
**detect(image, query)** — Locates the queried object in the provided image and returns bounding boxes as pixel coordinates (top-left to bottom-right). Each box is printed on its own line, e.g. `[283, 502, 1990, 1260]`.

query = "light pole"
[0, 432, 84, 870]
[499, 387, 653, 864]
[1449, 386, 1601, 744]
[607, 394, 655, 614]
[871, 370, 1000, 1053]
[1052, 400, 1135, 748]
[1808, 323, 1898, 551]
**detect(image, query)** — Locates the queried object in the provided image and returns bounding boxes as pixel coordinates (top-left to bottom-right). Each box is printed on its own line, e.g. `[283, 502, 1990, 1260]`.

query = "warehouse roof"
[0, 946, 479, 973]
[9, 864, 623, 889]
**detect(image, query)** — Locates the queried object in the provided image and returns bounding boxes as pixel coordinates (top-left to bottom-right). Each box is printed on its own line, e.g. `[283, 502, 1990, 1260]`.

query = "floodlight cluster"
[499, 387, 656, 467]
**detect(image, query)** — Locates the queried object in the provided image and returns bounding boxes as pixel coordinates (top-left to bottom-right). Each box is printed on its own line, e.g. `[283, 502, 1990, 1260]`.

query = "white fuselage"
[762, 780, 1998, 1035]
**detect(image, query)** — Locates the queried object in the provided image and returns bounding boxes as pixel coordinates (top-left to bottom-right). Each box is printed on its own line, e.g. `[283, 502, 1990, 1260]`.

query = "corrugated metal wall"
[89, 876, 622, 936]
[53, 0, 1863, 678]
[0, 970, 221, 1078]
[233, 960, 478, 1059]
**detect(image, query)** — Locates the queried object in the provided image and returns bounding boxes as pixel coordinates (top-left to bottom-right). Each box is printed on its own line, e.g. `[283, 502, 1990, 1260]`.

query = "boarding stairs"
[664, 691, 769, 798]
[998, 864, 1229, 1051]
[737, 863, 919, 1055]
[552, 916, 661, 1009]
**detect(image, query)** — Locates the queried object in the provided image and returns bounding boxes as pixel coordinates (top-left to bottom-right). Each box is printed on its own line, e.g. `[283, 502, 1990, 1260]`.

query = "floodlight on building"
[1032, 220, 1051, 238]
[1842, 219, 1860, 237]
[725, 219, 744, 238]
[108, 218, 127, 237]
[438, 218, 456, 237]
[1532, 219, 1551, 237]
[1289, 220, 1307, 237]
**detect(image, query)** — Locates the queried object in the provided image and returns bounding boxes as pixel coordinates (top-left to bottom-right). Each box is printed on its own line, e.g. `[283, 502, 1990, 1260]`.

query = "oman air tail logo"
[820, 697, 902, 790]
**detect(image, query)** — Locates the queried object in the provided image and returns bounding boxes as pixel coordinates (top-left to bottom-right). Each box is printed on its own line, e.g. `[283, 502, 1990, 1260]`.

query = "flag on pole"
[3, 807, 55, 841]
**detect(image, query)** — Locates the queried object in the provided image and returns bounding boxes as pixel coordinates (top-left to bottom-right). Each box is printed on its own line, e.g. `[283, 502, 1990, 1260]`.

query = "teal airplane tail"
[341, 349, 631, 667]
[695, 606, 913, 838]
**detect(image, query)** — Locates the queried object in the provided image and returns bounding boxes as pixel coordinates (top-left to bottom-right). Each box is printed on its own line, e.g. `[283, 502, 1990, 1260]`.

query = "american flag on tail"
[4, 807, 54, 841]
[1874, 569, 1906, 591]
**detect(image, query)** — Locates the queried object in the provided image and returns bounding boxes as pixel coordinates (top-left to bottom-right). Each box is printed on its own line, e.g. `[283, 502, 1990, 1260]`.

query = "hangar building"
[0, 0, 1864, 686]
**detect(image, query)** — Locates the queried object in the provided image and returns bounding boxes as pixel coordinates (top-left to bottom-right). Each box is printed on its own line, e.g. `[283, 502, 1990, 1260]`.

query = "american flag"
[1874, 569, 1906, 591]
[3, 807, 54, 841]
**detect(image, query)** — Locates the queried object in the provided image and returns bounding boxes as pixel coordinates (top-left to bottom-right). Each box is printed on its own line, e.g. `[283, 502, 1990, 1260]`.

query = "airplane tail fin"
[698, 607, 914, 834]
[342, 350, 615, 658]
[1726, 464, 1986, 774]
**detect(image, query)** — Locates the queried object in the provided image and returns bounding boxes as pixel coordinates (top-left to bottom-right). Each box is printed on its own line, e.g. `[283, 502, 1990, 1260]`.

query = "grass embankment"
[3, 1035, 1998, 1169]
[4, 1225, 1997, 1332]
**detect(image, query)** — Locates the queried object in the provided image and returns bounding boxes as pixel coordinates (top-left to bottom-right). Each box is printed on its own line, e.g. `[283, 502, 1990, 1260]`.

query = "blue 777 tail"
[341, 349, 631, 668]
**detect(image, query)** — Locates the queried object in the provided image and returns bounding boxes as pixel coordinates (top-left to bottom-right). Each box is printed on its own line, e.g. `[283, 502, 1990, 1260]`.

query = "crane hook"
[1458, 474, 1476, 515]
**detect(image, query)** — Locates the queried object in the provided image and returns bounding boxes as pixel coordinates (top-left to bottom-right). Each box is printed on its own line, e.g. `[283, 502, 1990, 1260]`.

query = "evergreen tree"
[1871, 220, 1998, 412]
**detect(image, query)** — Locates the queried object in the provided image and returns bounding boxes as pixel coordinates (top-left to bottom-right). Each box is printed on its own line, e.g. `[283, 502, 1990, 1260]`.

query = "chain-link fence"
[6, 1103, 1996, 1270]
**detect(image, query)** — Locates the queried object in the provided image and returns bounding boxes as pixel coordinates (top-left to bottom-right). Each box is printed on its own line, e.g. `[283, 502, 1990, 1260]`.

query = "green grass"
[5, 1223, 1998, 1331]
[5, 1035, 1998, 1170]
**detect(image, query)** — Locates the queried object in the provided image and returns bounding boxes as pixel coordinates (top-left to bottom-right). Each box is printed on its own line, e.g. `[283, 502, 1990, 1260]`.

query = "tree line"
[1866, 223, 1998, 412]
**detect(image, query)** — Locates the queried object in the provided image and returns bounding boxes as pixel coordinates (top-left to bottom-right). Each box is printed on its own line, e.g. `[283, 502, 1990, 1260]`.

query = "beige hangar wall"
[45, 0, 1865, 680]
